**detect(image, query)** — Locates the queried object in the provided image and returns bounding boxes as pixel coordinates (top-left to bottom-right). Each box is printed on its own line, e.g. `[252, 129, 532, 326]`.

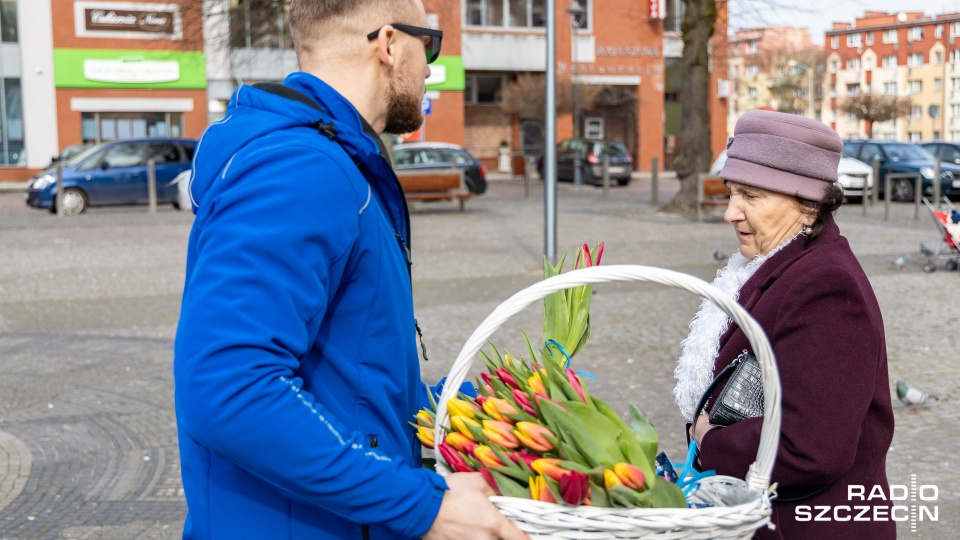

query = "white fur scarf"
[673, 240, 795, 422]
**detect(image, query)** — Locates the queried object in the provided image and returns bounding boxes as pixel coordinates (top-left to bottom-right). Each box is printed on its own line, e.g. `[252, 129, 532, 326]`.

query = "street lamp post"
[568, 0, 584, 187]
[788, 60, 815, 120]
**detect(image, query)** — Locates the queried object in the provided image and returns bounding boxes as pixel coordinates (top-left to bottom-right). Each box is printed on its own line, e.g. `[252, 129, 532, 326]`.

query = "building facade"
[0, 0, 208, 182]
[824, 10, 960, 141]
[726, 26, 822, 136]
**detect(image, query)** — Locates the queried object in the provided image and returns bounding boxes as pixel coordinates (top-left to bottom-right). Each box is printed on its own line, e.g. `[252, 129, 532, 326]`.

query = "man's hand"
[423, 472, 529, 540]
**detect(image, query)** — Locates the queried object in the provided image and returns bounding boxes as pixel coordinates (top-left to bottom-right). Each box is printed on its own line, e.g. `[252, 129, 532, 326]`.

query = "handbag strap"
[693, 352, 744, 420]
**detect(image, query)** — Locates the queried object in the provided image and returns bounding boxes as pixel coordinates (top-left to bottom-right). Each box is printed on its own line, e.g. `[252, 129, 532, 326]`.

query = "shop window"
[0, 0, 16, 42]
[466, 0, 562, 29]
[81, 112, 185, 144]
[465, 75, 505, 104]
[0, 78, 23, 166]
[664, 0, 685, 34]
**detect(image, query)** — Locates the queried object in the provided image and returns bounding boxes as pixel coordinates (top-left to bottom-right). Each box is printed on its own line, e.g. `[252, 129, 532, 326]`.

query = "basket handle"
[433, 264, 781, 493]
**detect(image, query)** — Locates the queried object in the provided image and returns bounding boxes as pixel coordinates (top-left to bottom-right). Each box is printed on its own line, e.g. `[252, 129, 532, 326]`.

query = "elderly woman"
[674, 110, 895, 539]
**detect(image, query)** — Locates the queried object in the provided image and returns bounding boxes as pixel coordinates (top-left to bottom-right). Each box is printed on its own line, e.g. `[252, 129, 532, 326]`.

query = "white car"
[709, 150, 873, 202]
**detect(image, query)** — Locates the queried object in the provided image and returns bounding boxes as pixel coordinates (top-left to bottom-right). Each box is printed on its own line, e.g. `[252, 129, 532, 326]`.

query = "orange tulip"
[474, 445, 506, 467]
[415, 409, 434, 428]
[446, 432, 477, 456]
[528, 372, 547, 397]
[447, 399, 479, 419]
[514, 422, 555, 452]
[529, 475, 556, 503]
[482, 397, 519, 423]
[531, 458, 568, 482]
[482, 420, 521, 449]
[613, 463, 646, 490]
[603, 469, 622, 491]
[416, 425, 434, 449]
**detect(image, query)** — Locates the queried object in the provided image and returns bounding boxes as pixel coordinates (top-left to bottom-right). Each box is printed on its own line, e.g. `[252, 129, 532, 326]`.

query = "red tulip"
[559, 470, 591, 505]
[581, 243, 592, 267]
[510, 451, 541, 469]
[566, 369, 588, 404]
[438, 440, 473, 473]
[480, 467, 499, 494]
[595, 241, 604, 265]
[512, 389, 537, 416]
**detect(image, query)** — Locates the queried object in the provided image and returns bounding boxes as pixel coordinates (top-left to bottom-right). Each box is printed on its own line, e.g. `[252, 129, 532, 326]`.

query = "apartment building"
[824, 10, 960, 141]
[726, 26, 822, 136]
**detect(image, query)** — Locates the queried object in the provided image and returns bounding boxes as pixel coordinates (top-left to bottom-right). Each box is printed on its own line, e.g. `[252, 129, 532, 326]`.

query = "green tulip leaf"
[490, 469, 530, 499]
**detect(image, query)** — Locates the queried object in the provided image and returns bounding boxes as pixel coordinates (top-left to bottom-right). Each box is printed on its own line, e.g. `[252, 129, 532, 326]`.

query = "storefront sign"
[596, 46, 661, 58]
[648, 0, 666, 20]
[426, 56, 465, 91]
[84, 57, 180, 83]
[75, 2, 182, 40]
[55, 49, 206, 89]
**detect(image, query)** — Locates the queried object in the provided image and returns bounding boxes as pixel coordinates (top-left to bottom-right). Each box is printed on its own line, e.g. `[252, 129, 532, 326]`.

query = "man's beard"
[384, 78, 424, 135]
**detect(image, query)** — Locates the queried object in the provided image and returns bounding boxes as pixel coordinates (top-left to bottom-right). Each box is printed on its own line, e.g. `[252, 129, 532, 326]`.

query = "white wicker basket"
[433, 265, 781, 540]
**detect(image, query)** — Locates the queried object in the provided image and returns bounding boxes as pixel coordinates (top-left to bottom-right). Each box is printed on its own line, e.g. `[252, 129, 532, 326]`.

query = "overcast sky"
[729, 0, 956, 44]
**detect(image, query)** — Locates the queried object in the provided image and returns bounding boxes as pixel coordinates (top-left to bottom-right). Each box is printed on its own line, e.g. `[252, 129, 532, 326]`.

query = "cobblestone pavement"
[0, 179, 956, 538]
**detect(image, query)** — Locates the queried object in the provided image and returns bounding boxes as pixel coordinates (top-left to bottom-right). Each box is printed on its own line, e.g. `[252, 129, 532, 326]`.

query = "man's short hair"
[290, 0, 418, 55]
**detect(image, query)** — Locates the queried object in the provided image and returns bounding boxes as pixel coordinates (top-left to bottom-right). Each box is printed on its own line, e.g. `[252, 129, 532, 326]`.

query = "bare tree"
[500, 74, 602, 121]
[663, 0, 718, 213]
[756, 47, 824, 116]
[838, 94, 913, 138]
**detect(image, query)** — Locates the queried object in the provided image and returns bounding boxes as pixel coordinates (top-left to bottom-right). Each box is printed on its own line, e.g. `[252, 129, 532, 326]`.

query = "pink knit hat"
[719, 109, 842, 202]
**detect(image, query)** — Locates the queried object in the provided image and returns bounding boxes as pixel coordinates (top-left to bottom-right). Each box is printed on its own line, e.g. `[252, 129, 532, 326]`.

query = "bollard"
[602, 153, 610, 200]
[871, 157, 880, 207]
[914, 175, 922, 221]
[884, 175, 891, 221]
[651, 157, 659, 206]
[147, 159, 157, 214]
[55, 163, 64, 217]
[524, 155, 534, 200]
[933, 159, 941, 209]
[862, 176, 868, 217]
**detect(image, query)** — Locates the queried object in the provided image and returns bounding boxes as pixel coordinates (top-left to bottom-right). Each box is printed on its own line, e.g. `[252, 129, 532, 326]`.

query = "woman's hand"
[692, 413, 716, 447]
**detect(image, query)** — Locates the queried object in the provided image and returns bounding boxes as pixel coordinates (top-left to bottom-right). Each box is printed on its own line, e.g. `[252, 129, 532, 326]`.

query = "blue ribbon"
[674, 440, 716, 497]
[543, 339, 596, 380]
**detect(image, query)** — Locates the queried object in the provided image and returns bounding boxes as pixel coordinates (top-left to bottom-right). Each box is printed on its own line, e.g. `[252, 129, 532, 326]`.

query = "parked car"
[538, 138, 633, 186]
[709, 150, 874, 202]
[920, 141, 960, 165]
[841, 140, 960, 201]
[47, 143, 92, 168]
[392, 142, 487, 195]
[25, 138, 197, 215]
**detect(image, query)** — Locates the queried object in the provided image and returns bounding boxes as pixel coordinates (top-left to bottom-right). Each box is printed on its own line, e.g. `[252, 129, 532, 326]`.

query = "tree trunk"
[864, 119, 874, 138]
[663, 0, 717, 214]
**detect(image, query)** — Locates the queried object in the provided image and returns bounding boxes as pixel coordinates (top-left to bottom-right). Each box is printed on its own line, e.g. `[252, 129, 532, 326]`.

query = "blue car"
[25, 138, 197, 215]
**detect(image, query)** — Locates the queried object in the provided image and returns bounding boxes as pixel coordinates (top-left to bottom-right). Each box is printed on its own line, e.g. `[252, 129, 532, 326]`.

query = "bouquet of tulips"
[414, 243, 688, 509]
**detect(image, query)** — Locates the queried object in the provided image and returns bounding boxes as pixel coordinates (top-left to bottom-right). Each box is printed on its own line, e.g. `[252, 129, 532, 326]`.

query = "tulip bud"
[514, 422, 555, 452]
[480, 467, 500, 495]
[565, 369, 588, 404]
[528, 372, 547, 397]
[531, 458, 568, 482]
[512, 389, 537, 416]
[482, 420, 521, 449]
[474, 445, 506, 468]
[603, 469, 622, 491]
[510, 452, 540, 469]
[482, 397, 519, 423]
[446, 432, 477, 456]
[416, 425, 434, 449]
[415, 409, 434, 429]
[494, 368, 521, 391]
[595, 242, 604, 265]
[529, 475, 556, 504]
[581, 243, 593, 268]
[438, 440, 474, 473]
[446, 399, 479, 419]
[451, 416, 482, 442]
[559, 470, 590, 506]
[613, 462, 646, 490]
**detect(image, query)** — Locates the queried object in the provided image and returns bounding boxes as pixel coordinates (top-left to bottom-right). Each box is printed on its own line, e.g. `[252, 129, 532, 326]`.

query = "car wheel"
[892, 178, 914, 202]
[56, 188, 88, 215]
[617, 177, 631, 186]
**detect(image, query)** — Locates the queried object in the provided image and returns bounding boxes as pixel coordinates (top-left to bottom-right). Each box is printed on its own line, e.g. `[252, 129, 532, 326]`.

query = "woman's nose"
[723, 200, 742, 224]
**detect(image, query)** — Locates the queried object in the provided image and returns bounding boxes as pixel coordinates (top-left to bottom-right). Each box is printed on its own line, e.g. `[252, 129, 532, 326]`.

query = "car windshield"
[880, 143, 933, 162]
[64, 144, 106, 167]
[596, 143, 628, 156]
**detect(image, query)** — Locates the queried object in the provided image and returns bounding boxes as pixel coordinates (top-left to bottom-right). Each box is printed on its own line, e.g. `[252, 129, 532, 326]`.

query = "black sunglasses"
[367, 23, 443, 64]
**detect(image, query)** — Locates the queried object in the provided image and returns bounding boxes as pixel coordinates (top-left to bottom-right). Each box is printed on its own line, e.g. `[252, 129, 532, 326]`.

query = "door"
[81, 142, 145, 204]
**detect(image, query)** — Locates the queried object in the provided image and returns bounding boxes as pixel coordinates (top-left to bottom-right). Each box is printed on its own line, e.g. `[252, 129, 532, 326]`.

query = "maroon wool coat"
[697, 217, 896, 539]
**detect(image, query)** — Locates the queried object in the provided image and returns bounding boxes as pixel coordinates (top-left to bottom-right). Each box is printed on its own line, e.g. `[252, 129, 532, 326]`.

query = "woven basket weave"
[433, 265, 781, 539]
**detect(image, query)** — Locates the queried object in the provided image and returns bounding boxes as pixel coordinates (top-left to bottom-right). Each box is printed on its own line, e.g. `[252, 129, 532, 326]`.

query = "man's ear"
[374, 26, 397, 68]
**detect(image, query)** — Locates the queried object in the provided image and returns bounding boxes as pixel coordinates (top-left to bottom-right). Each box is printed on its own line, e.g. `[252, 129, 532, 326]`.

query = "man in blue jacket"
[173, 1, 528, 539]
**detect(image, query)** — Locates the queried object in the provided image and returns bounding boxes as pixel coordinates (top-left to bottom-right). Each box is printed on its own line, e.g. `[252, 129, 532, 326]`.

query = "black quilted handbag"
[694, 350, 764, 426]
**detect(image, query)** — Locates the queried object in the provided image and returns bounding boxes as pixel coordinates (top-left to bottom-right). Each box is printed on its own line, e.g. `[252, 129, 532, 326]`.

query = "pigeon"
[919, 241, 934, 258]
[895, 379, 939, 412]
[712, 249, 728, 263]
[891, 253, 910, 271]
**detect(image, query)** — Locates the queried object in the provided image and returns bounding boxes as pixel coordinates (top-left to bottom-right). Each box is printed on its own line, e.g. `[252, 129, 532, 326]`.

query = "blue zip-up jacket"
[174, 72, 447, 540]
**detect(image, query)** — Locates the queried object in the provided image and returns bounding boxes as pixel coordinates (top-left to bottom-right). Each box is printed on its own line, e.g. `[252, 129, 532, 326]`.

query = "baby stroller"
[921, 196, 960, 273]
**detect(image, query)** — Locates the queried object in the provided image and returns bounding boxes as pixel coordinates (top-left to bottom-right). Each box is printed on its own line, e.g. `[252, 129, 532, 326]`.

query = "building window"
[865, 31, 874, 45]
[908, 27, 923, 41]
[936, 78, 943, 91]
[953, 22, 960, 36]
[831, 35, 839, 49]
[883, 82, 897, 94]
[0, 0, 15, 43]
[909, 80, 922, 93]
[0, 78, 23, 166]
[847, 58, 861, 71]
[936, 51, 944, 64]
[910, 105, 922, 119]
[229, 0, 292, 49]
[80, 112, 184, 143]
[882, 55, 897, 68]
[952, 104, 960, 117]
[951, 131, 960, 142]
[467, 0, 555, 29]
[664, 0, 685, 34]
[847, 83, 861, 96]
[930, 105, 941, 118]
[847, 33, 862, 47]
[746, 40, 757, 54]
[748, 87, 757, 99]
[936, 24, 944, 38]
[883, 29, 898, 43]
[908, 53, 924, 67]
[464, 74, 505, 104]
[952, 50, 960, 63]
[953, 77, 960, 90]
[746, 64, 758, 77]
[908, 132, 921, 142]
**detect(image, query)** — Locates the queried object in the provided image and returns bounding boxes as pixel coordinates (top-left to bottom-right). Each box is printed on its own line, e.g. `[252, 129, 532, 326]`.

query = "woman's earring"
[802, 225, 813, 235]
